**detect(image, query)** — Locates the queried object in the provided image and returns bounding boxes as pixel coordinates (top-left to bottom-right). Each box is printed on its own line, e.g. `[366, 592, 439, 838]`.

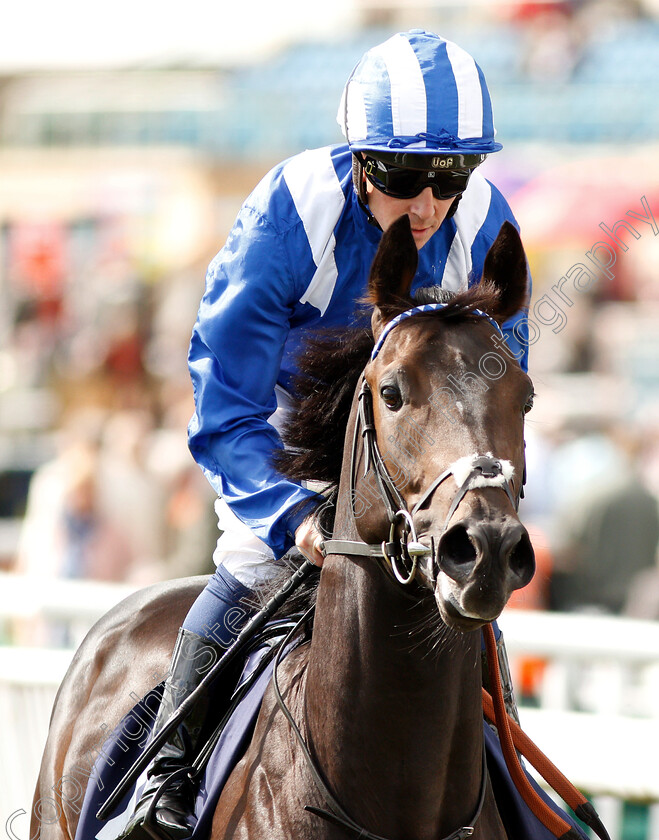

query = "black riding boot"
[118, 629, 226, 840]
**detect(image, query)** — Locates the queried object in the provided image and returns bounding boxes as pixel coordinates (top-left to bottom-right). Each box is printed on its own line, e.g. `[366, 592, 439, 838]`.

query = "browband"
[371, 303, 503, 361]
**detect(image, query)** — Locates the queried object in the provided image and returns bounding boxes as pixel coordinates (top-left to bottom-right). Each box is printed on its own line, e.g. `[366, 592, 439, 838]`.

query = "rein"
[271, 612, 612, 840]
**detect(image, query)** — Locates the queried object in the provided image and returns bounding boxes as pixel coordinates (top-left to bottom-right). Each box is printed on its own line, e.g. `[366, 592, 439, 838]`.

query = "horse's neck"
[304, 553, 485, 838]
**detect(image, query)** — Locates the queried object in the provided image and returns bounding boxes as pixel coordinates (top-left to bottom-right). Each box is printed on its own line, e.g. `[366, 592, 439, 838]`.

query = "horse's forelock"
[413, 282, 501, 318]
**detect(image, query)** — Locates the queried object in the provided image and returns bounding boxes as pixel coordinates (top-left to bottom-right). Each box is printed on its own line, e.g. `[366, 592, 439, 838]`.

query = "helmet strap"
[352, 154, 367, 204]
[359, 197, 383, 230]
[352, 154, 382, 230]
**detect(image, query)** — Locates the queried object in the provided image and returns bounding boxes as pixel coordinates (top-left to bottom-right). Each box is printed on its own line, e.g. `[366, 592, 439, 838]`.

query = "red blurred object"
[11, 221, 67, 297]
[511, 157, 659, 249]
[508, 1, 572, 21]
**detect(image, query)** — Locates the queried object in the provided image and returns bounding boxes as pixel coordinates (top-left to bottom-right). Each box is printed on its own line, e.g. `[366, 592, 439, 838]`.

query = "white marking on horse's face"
[449, 452, 514, 490]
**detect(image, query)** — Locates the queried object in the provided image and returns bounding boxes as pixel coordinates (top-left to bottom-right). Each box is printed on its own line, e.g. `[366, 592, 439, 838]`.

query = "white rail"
[501, 609, 659, 665]
[500, 609, 659, 840]
[0, 571, 138, 624]
[0, 575, 139, 829]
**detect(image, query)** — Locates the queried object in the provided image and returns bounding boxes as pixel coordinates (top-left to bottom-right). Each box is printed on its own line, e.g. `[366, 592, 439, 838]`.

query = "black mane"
[274, 281, 502, 493]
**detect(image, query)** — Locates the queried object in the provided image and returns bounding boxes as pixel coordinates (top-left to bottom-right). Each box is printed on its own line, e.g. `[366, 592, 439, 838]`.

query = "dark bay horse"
[33, 216, 535, 840]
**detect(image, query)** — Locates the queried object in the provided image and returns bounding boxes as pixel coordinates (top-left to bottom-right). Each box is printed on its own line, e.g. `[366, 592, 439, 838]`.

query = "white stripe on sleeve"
[441, 172, 492, 291]
[283, 148, 346, 315]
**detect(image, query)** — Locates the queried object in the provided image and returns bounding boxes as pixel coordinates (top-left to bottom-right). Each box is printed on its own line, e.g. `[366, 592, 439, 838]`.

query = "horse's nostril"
[438, 525, 477, 583]
[442, 526, 477, 565]
[507, 532, 535, 589]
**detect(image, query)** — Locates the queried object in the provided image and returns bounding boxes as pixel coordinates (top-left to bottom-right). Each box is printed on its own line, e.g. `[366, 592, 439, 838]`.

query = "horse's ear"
[481, 221, 530, 323]
[368, 215, 418, 338]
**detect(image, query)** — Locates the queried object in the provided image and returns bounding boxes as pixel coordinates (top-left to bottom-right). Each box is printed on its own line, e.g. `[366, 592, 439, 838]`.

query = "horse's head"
[355, 216, 535, 629]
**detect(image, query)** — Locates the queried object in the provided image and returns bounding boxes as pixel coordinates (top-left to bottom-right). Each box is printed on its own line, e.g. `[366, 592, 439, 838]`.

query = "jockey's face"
[365, 179, 455, 250]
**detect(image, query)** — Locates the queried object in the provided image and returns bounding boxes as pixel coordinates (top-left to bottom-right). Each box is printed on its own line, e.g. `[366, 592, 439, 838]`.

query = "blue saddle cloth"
[75, 634, 588, 840]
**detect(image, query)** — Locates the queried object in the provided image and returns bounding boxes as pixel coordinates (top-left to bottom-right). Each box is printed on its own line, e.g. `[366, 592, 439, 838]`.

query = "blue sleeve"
[187, 204, 320, 559]
[469, 182, 532, 373]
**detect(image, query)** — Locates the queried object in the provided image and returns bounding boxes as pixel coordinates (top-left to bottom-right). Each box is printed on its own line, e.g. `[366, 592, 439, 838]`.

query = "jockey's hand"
[295, 518, 325, 567]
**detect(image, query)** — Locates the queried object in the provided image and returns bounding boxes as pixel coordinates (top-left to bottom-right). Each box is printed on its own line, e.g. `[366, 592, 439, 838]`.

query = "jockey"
[120, 29, 531, 840]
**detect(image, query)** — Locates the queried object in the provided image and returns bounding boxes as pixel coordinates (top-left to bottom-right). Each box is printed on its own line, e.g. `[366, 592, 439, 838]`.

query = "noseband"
[322, 304, 525, 587]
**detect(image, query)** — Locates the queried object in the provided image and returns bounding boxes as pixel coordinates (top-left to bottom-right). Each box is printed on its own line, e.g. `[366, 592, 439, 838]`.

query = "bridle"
[322, 303, 525, 589]
[272, 304, 610, 840]
[273, 303, 525, 840]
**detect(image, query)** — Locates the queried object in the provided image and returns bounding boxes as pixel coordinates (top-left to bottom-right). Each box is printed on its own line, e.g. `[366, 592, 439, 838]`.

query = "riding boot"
[119, 625, 244, 840]
[117, 564, 256, 840]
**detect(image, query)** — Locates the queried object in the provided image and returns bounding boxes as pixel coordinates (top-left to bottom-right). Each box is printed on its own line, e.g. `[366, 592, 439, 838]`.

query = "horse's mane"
[274, 281, 502, 492]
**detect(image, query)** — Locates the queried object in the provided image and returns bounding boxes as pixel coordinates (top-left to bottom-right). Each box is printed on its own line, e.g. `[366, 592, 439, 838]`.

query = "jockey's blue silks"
[188, 146, 530, 560]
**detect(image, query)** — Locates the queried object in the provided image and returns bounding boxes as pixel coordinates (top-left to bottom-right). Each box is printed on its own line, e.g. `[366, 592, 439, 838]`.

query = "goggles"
[362, 153, 482, 201]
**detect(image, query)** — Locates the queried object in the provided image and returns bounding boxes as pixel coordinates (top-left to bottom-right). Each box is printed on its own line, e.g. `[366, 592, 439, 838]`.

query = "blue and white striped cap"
[338, 30, 502, 156]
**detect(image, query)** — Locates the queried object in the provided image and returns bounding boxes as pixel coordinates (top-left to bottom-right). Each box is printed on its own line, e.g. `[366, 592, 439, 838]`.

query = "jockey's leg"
[119, 511, 280, 840]
[118, 625, 225, 840]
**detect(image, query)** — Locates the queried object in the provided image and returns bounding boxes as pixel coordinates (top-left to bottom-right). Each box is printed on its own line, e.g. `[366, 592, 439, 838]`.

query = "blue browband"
[370, 303, 503, 361]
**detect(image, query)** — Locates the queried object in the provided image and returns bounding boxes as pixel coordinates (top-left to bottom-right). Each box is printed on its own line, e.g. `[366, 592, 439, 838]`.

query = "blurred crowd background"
[1, 0, 659, 645]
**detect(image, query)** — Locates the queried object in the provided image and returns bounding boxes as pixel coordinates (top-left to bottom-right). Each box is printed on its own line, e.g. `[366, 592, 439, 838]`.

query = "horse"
[32, 214, 536, 840]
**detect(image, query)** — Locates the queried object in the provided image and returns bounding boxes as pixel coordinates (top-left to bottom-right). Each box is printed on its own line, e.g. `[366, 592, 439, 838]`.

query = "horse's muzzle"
[436, 518, 535, 620]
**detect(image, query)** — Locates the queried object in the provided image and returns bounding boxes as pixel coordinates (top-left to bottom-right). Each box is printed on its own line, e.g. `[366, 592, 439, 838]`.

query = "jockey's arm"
[188, 206, 323, 560]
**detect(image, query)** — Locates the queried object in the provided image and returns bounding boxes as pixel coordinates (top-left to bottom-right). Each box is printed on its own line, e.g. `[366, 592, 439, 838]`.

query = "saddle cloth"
[73, 632, 588, 840]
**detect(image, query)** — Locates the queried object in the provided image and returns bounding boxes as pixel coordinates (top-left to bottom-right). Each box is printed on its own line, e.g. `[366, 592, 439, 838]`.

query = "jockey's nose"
[409, 187, 436, 219]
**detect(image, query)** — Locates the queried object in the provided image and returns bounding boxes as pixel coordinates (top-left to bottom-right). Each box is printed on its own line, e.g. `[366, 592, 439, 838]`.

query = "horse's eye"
[380, 385, 402, 411]
[524, 393, 535, 415]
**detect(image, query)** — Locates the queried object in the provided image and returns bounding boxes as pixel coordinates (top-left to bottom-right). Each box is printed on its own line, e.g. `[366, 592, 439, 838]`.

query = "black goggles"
[362, 154, 478, 200]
